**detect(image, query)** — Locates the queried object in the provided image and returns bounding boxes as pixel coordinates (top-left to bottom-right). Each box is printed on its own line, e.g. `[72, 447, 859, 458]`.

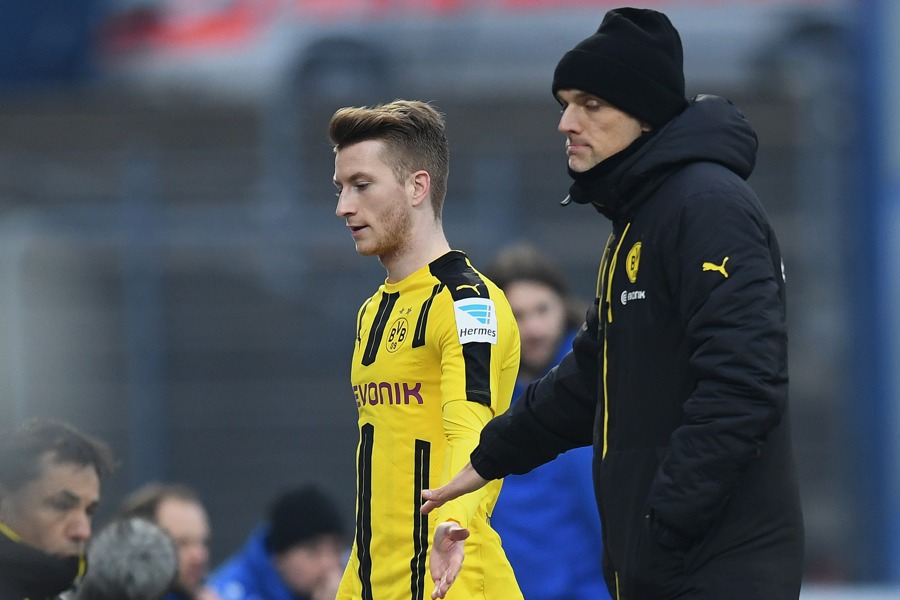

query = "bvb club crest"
[385, 317, 409, 353]
[626, 242, 641, 284]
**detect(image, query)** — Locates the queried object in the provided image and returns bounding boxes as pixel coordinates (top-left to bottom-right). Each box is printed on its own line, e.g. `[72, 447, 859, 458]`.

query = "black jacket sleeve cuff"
[470, 446, 507, 481]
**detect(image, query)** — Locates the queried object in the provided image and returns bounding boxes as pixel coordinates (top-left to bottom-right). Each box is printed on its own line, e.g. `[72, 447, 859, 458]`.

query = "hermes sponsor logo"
[454, 298, 498, 345]
[354, 381, 424, 407]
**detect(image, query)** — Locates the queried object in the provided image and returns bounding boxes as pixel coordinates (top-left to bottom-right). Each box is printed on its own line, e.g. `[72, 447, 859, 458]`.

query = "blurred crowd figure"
[0, 418, 116, 600]
[67, 517, 178, 600]
[1, 416, 349, 600]
[208, 485, 347, 600]
[118, 482, 220, 600]
[485, 243, 610, 600]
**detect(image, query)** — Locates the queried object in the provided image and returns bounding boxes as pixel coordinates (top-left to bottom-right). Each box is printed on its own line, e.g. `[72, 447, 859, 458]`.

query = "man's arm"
[421, 462, 488, 515]
[471, 303, 601, 481]
[422, 303, 601, 596]
[648, 187, 789, 544]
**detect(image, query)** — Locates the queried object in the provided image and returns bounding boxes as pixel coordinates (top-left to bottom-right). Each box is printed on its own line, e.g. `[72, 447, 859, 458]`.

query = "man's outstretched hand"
[420, 462, 489, 515]
[422, 462, 491, 598]
[429, 521, 470, 599]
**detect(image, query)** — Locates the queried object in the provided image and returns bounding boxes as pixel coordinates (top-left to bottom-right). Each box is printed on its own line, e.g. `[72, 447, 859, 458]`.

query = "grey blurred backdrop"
[1, 0, 896, 592]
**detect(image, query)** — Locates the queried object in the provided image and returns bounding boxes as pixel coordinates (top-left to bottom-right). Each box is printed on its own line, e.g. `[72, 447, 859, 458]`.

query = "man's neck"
[382, 231, 450, 283]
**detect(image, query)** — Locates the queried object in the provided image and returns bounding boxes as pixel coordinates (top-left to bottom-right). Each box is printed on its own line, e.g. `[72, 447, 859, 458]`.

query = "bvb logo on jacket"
[621, 241, 647, 306]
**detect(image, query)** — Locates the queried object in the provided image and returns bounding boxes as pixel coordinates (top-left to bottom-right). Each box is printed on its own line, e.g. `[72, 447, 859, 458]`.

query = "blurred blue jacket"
[490, 330, 610, 600]
[207, 526, 308, 600]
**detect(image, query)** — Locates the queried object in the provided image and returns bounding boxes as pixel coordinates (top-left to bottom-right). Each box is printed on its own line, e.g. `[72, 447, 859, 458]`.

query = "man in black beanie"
[423, 7, 804, 600]
[207, 485, 347, 600]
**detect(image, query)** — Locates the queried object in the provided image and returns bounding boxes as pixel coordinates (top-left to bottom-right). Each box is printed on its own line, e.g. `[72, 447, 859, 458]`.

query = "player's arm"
[425, 277, 517, 597]
[427, 399, 493, 598]
[432, 399, 493, 527]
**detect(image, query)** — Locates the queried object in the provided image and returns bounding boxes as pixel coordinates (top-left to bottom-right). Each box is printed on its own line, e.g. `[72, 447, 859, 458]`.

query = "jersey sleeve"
[433, 399, 495, 528]
[428, 265, 520, 527]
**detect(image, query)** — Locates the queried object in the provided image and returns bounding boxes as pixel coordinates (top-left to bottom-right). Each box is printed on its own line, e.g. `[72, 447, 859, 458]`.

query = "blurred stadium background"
[1, 0, 897, 596]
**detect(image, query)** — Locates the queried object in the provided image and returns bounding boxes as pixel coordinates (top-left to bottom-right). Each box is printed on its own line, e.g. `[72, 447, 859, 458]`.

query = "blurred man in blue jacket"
[485, 243, 609, 600]
[208, 485, 346, 600]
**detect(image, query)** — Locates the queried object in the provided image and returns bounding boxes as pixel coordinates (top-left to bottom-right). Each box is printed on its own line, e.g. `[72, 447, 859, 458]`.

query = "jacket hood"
[568, 94, 758, 220]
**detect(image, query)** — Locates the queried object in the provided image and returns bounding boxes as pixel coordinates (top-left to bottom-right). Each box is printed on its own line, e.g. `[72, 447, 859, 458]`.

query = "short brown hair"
[329, 100, 450, 218]
[0, 419, 115, 492]
[485, 243, 585, 330]
[117, 482, 202, 523]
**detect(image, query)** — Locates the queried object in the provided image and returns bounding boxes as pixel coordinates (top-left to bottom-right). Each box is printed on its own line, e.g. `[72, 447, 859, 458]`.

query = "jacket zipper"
[598, 223, 631, 600]
[598, 222, 630, 462]
[597, 231, 614, 462]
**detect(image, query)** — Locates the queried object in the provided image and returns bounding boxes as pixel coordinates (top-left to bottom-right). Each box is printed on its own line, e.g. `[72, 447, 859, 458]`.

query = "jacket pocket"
[621, 512, 686, 599]
[599, 446, 690, 599]
[598, 448, 667, 569]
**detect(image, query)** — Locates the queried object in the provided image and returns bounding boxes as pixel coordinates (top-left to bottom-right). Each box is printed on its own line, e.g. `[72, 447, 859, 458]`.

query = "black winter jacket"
[473, 95, 804, 599]
[0, 526, 83, 599]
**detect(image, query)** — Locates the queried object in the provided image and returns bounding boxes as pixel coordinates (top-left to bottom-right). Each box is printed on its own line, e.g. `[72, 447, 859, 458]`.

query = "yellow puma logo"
[456, 283, 482, 295]
[702, 257, 729, 278]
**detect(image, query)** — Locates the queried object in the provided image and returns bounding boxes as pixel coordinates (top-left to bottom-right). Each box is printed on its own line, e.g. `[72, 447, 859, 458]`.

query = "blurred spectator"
[0, 418, 115, 599]
[118, 483, 219, 600]
[208, 485, 347, 600]
[72, 517, 177, 600]
[484, 243, 610, 600]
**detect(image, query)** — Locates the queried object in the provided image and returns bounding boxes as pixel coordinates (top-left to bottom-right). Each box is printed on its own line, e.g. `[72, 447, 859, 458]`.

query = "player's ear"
[409, 170, 431, 208]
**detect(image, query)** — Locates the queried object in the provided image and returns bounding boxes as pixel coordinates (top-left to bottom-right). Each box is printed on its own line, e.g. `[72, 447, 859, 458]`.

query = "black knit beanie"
[264, 486, 345, 555]
[552, 7, 688, 127]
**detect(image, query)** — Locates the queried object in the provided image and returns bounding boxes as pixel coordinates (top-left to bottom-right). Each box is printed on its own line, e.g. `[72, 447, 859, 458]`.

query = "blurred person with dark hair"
[71, 517, 178, 600]
[207, 485, 347, 600]
[423, 6, 803, 600]
[329, 100, 522, 599]
[118, 482, 219, 600]
[0, 418, 115, 599]
[484, 243, 610, 600]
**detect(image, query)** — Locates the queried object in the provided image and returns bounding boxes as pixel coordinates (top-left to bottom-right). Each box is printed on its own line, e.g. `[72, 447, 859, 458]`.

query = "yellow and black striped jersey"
[335, 250, 522, 600]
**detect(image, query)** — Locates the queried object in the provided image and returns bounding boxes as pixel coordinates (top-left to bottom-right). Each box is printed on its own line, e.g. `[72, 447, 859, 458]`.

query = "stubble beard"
[363, 201, 413, 266]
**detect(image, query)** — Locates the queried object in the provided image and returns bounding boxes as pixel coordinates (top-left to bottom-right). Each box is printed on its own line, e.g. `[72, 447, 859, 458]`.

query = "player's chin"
[354, 242, 377, 256]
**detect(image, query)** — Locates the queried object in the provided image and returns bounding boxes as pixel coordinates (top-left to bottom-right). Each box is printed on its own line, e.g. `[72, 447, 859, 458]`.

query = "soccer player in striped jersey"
[330, 100, 522, 600]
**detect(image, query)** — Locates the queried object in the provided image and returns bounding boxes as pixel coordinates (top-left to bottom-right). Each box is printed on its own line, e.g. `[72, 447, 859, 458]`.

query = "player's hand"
[420, 462, 489, 515]
[429, 521, 470, 599]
